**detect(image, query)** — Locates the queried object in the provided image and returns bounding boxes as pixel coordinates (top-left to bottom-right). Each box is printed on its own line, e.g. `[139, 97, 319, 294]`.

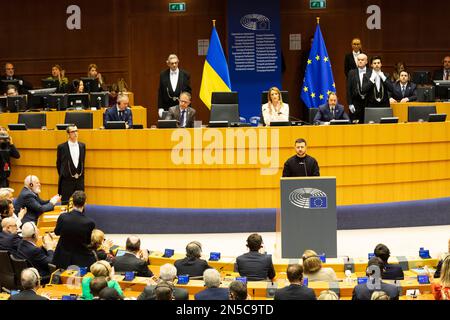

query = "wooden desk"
[7, 123, 450, 208]
[0, 106, 147, 129]
[391, 101, 450, 122]
[36, 284, 141, 299]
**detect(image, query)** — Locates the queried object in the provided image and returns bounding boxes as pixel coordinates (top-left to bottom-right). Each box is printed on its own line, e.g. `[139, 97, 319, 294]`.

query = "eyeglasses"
[179, 100, 190, 104]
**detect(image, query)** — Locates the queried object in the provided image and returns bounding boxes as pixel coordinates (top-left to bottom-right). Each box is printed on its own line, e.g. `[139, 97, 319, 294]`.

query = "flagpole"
[316, 17, 320, 24]
[212, 19, 216, 27]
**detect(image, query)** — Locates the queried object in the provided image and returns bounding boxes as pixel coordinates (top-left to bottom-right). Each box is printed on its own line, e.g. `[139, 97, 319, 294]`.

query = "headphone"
[28, 175, 35, 188]
[188, 241, 202, 252]
[29, 267, 41, 287]
[96, 261, 110, 276]
[302, 254, 319, 262]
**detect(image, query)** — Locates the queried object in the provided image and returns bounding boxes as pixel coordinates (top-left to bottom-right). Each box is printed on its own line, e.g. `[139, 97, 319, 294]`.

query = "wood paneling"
[1, 0, 449, 124]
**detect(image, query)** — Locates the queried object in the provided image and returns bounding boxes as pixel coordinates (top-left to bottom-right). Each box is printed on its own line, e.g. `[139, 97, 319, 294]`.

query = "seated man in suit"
[8, 268, 48, 300]
[236, 233, 276, 281]
[274, 264, 316, 300]
[13, 175, 61, 225]
[103, 94, 133, 128]
[195, 268, 229, 300]
[113, 236, 153, 277]
[374, 243, 404, 280]
[313, 92, 350, 124]
[165, 91, 196, 128]
[389, 70, 417, 103]
[228, 280, 248, 300]
[432, 55, 450, 81]
[352, 257, 400, 300]
[138, 263, 188, 300]
[1, 62, 33, 95]
[0, 217, 21, 254]
[16, 222, 55, 279]
[174, 241, 211, 277]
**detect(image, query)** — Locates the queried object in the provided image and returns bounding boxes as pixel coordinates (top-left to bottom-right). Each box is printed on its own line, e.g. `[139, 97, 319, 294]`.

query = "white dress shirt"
[68, 140, 80, 169]
[170, 68, 179, 92]
[359, 67, 366, 86]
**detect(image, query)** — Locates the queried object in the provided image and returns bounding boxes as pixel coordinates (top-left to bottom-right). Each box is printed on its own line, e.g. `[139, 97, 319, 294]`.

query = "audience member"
[154, 281, 174, 300]
[81, 260, 123, 300]
[8, 268, 48, 300]
[0, 187, 25, 228]
[274, 264, 316, 300]
[16, 222, 55, 279]
[373, 243, 404, 280]
[0, 199, 25, 229]
[158, 54, 191, 117]
[390, 61, 406, 82]
[138, 263, 188, 300]
[72, 79, 84, 93]
[236, 233, 276, 281]
[194, 268, 229, 300]
[52, 191, 96, 269]
[371, 290, 390, 300]
[1, 62, 32, 94]
[344, 38, 363, 78]
[5, 84, 18, 96]
[56, 125, 86, 205]
[313, 92, 350, 124]
[302, 249, 337, 282]
[282, 138, 320, 177]
[261, 86, 289, 126]
[46, 64, 69, 93]
[0, 217, 21, 254]
[317, 290, 339, 300]
[229, 280, 248, 300]
[362, 55, 394, 108]
[0, 126, 21, 188]
[352, 257, 399, 300]
[347, 53, 370, 123]
[14, 175, 60, 225]
[89, 276, 108, 300]
[87, 64, 105, 92]
[103, 94, 133, 128]
[99, 287, 124, 300]
[434, 238, 450, 278]
[165, 91, 196, 128]
[389, 70, 417, 103]
[113, 236, 153, 277]
[89, 229, 114, 262]
[174, 241, 211, 277]
[432, 55, 450, 81]
[430, 254, 450, 300]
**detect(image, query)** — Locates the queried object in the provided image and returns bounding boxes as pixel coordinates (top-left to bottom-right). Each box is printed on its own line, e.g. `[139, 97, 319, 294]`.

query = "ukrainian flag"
[200, 24, 232, 109]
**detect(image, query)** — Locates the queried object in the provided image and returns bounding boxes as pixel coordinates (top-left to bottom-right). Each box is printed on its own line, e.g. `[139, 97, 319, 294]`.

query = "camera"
[0, 133, 10, 151]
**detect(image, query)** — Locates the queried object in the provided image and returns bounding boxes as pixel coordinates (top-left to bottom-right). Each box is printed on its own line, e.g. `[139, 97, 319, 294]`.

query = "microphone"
[299, 160, 308, 176]
[97, 96, 102, 109]
[278, 111, 312, 125]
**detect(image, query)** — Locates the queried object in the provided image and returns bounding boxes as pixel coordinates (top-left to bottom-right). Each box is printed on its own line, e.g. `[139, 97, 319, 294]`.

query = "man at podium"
[282, 138, 320, 177]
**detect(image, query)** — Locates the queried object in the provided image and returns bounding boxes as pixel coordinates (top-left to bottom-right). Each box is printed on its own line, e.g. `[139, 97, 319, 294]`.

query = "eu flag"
[309, 196, 327, 209]
[300, 23, 336, 108]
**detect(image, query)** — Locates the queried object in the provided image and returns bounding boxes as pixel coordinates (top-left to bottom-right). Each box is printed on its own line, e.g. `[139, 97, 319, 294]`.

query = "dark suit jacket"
[352, 280, 399, 300]
[195, 287, 230, 300]
[0, 231, 21, 254]
[14, 187, 55, 225]
[274, 284, 317, 300]
[361, 70, 394, 108]
[389, 81, 417, 102]
[165, 105, 196, 128]
[432, 69, 446, 81]
[346, 67, 371, 123]
[0, 75, 33, 95]
[174, 257, 211, 277]
[313, 103, 350, 123]
[344, 52, 360, 78]
[382, 263, 404, 280]
[56, 141, 85, 179]
[236, 251, 276, 281]
[16, 240, 54, 277]
[52, 209, 96, 269]
[103, 106, 133, 127]
[113, 252, 153, 277]
[138, 284, 188, 300]
[8, 289, 48, 300]
[158, 69, 191, 110]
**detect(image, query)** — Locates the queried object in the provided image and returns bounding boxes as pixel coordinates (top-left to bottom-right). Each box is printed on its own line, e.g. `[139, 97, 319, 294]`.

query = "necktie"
[180, 110, 186, 127]
[119, 111, 124, 120]
[401, 85, 406, 97]
[331, 108, 335, 119]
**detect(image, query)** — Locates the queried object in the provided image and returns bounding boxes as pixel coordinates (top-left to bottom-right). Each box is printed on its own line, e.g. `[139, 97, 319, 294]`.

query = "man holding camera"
[0, 126, 20, 188]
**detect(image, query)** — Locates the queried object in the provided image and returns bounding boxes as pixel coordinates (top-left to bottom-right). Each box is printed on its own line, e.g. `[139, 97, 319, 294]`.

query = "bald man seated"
[13, 175, 61, 225]
[112, 236, 153, 277]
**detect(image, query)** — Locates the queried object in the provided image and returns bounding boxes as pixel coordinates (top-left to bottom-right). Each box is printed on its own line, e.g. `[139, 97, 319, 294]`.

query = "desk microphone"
[278, 112, 312, 125]
[97, 96, 102, 109]
[299, 161, 308, 176]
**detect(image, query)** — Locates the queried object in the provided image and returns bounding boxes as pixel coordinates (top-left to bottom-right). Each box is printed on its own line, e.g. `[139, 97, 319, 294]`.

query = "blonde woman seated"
[302, 249, 337, 282]
[262, 87, 289, 126]
[81, 260, 123, 300]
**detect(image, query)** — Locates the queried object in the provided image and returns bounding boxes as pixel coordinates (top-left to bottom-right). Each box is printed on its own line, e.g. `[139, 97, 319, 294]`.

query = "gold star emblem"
[324, 57, 329, 62]
[319, 94, 324, 100]
[307, 59, 312, 64]
[311, 92, 316, 98]
[332, 83, 336, 88]
[303, 86, 308, 92]
[315, 55, 320, 61]
[327, 90, 332, 96]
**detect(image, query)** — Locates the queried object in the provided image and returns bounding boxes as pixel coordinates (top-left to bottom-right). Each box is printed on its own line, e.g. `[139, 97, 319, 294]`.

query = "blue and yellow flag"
[300, 22, 336, 108]
[200, 25, 232, 109]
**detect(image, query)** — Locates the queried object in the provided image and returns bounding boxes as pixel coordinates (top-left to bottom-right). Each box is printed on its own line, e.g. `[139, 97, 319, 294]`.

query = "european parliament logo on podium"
[288, 187, 328, 209]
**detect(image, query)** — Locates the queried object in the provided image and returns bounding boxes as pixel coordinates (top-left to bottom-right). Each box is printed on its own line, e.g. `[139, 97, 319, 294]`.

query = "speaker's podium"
[277, 177, 337, 259]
